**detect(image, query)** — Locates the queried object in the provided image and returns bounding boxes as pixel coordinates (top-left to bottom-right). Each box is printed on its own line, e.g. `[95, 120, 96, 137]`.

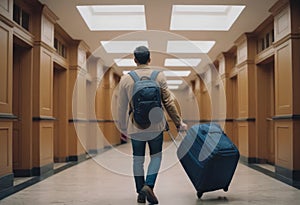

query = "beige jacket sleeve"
[117, 75, 129, 132]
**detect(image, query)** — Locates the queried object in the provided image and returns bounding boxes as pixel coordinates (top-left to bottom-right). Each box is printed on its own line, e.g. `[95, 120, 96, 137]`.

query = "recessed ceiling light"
[167, 80, 183, 85]
[101, 41, 148, 53]
[163, 70, 191, 77]
[77, 5, 146, 31]
[168, 85, 180, 90]
[123, 70, 190, 77]
[164, 58, 201, 67]
[170, 5, 245, 31]
[167, 41, 215, 53]
[114, 58, 136, 67]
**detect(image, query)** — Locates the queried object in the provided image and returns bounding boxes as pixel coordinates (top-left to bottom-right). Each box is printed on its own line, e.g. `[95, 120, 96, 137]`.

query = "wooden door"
[266, 61, 275, 164]
[231, 75, 238, 146]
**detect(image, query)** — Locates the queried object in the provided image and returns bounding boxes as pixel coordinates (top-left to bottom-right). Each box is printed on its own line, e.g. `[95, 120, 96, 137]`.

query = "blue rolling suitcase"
[169, 123, 239, 198]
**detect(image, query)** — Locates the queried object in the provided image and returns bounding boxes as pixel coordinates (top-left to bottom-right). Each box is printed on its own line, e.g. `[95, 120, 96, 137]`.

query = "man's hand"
[178, 121, 188, 131]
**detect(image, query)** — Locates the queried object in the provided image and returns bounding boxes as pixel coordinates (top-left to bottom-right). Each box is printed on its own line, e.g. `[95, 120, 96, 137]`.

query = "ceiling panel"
[39, 0, 277, 83]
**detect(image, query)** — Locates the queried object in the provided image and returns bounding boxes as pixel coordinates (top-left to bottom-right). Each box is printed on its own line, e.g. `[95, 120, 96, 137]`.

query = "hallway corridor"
[1, 142, 300, 205]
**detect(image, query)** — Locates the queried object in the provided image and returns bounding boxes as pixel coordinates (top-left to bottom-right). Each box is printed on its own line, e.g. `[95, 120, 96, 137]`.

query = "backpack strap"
[128, 71, 140, 82]
[150, 70, 160, 81]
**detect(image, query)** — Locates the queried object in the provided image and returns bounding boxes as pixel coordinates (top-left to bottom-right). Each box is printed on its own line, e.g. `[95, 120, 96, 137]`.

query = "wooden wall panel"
[238, 68, 248, 118]
[218, 55, 225, 75]
[32, 121, 39, 167]
[237, 40, 247, 65]
[53, 67, 68, 162]
[40, 123, 53, 166]
[247, 65, 256, 117]
[100, 122, 120, 146]
[274, 6, 291, 42]
[275, 121, 292, 169]
[75, 71, 87, 119]
[201, 89, 211, 120]
[68, 123, 77, 156]
[200, 77, 212, 121]
[237, 122, 248, 157]
[41, 15, 54, 47]
[75, 123, 86, 155]
[0, 122, 12, 175]
[98, 71, 112, 119]
[69, 69, 87, 120]
[74, 123, 86, 151]
[0, 0, 12, 19]
[68, 69, 77, 118]
[40, 49, 53, 116]
[78, 48, 87, 69]
[293, 121, 300, 170]
[292, 38, 300, 115]
[20, 47, 33, 169]
[291, 0, 300, 34]
[224, 121, 234, 144]
[194, 78, 201, 115]
[87, 123, 104, 153]
[12, 122, 21, 168]
[275, 41, 292, 115]
[217, 82, 227, 120]
[211, 85, 219, 119]
[223, 78, 233, 119]
[256, 65, 268, 161]
[0, 21, 12, 114]
[172, 88, 199, 123]
[97, 69, 121, 146]
[98, 123, 110, 148]
[68, 123, 86, 157]
[248, 121, 257, 158]
[68, 64, 89, 158]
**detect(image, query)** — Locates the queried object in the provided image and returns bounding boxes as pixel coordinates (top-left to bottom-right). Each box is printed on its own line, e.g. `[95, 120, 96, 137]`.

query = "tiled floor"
[1, 142, 300, 205]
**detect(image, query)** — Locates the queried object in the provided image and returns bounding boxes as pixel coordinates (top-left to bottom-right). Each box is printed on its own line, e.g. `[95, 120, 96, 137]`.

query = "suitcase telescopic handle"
[167, 130, 186, 148]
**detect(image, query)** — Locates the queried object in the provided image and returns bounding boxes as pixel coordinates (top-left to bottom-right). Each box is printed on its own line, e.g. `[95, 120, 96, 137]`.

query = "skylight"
[163, 70, 191, 77]
[167, 41, 215, 53]
[123, 70, 191, 77]
[114, 58, 136, 67]
[167, 80, 183, 85]
[168, 85, 180, 90]
[164, 58, 201, 67]
[101, 41, 148, 53]
[170, 5, 245, 31]
[77, 5, 146, 31]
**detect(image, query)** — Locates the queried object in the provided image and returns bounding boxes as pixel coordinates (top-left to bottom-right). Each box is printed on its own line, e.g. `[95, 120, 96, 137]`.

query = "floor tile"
[1, 142, 299, 205]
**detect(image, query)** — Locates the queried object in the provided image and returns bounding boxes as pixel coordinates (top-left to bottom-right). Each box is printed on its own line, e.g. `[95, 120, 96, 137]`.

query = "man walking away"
[117, 46, 187, 204]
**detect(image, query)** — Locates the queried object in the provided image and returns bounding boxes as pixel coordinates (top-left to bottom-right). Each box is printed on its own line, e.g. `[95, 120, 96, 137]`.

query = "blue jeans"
[131, 132, 163, 193]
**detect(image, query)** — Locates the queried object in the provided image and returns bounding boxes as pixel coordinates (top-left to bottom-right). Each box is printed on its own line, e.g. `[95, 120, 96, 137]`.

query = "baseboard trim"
[32, 163, 54, 176]
[68, 153, 87, 162]
[275, 165, 300, 188]
[0, 173, 14, 191]
[240, 158, 300, 189]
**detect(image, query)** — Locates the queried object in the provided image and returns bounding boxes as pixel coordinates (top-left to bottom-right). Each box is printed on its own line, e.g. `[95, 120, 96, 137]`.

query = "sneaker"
[140, 185, 159, 204]
[137, 193, 146, 203]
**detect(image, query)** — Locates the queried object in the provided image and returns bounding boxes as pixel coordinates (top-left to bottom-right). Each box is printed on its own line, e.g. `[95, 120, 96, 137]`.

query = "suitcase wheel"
[223, 187, 228, 192]
[197, 191, 203, 199]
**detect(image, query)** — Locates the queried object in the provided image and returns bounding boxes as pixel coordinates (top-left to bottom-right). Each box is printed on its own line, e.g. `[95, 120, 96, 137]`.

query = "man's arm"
[117, 77, 129, 134]
[158, 72, 187, 130]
